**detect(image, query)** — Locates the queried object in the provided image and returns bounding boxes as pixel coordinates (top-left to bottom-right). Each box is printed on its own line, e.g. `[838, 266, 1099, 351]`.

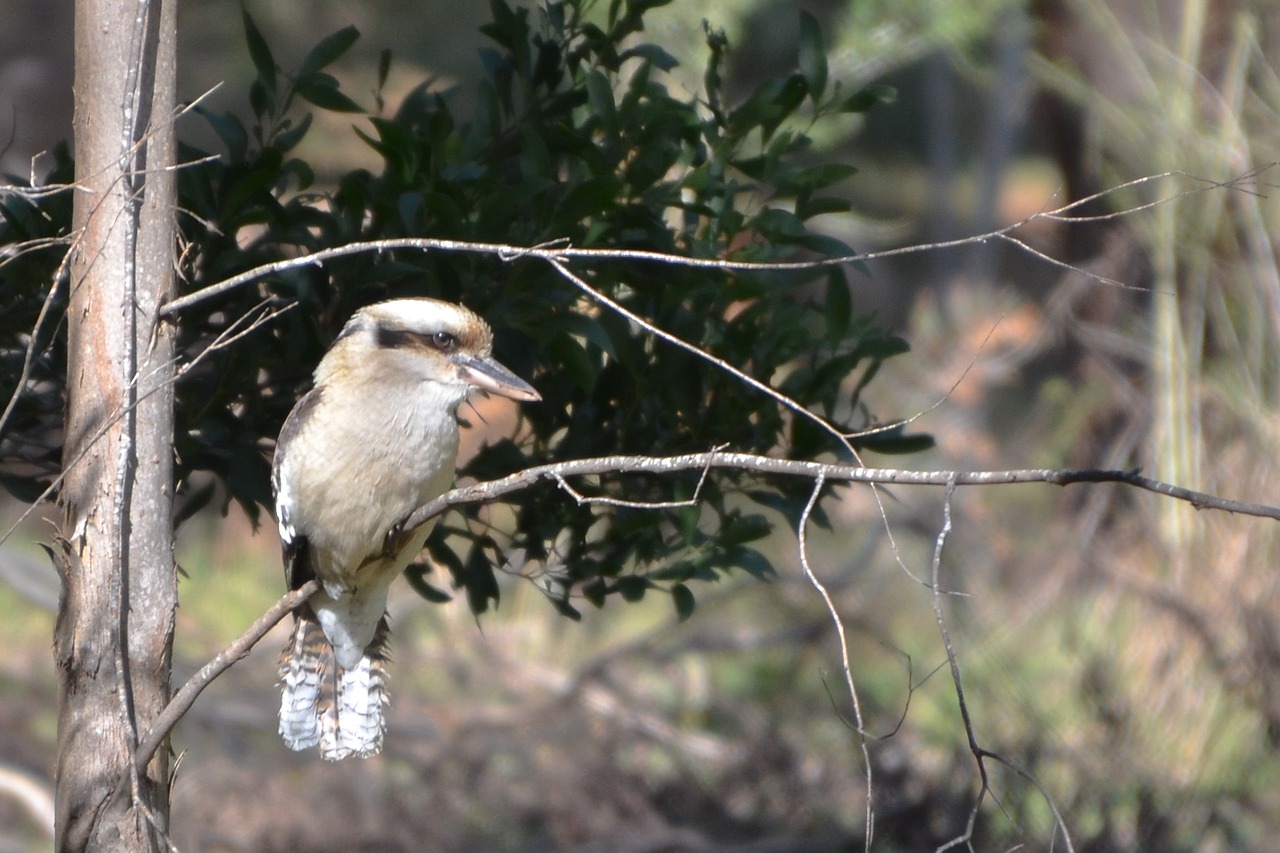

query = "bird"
[271, 297, 539, 760]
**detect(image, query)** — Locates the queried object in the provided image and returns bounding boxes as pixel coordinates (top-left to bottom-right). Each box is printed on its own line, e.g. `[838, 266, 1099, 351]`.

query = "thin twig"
[0, 254, 70, 440]
[156, 166, 1274, 318]
[796, 475, 875, 851]
[0, 300, 292, 549]
[930, 477, 1076, 852]
[545, 257, 856, 455]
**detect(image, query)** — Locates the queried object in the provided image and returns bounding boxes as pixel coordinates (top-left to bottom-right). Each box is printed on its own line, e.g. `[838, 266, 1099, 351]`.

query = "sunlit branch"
[400, 452, 1280, 535]
[132, 444, 1280, 790]
[157, 166, 1275, 318]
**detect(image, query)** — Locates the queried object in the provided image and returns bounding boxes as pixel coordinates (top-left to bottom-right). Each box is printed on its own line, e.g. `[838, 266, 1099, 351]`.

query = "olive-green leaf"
[299, 26, 361, 79]
[295, 74, 365, 113]
[798, 11, 827, 101]
[241, 6, 276, 98]
[672, 583, 696, 622]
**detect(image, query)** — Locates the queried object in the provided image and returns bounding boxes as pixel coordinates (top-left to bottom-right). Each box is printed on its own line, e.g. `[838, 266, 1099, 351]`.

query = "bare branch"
[131, 446, 1279, 818]
[930, 478, 1076, 852]
[133, 580, 319, 774]
[157, 166, 1274, 318]
[553, 471, 704, 510]
[1040, 164, 1276, 220]
[796, 475, 876, 850]
[402, 453, 1280, 534]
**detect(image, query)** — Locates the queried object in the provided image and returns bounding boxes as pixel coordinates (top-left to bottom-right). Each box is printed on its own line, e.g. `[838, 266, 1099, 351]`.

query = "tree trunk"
[54, 0, 178, 849]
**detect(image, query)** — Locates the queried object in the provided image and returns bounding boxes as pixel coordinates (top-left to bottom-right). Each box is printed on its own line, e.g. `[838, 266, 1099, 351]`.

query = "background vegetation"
[2, 0, 1278, 850]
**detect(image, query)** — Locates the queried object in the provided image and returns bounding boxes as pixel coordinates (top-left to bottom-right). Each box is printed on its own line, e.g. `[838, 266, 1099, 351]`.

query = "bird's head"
[317, 298, 541, 406]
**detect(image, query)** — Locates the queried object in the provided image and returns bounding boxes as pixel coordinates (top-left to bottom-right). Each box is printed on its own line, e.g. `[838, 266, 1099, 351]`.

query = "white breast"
[279, 377, 462, 590]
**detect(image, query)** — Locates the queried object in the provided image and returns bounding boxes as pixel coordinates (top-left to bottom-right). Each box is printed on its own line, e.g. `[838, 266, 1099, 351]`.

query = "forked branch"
[133, 452, 1280, 773]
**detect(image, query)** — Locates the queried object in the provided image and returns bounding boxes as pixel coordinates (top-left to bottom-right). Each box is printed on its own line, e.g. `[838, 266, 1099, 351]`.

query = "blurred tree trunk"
[54, 0, 178, 849]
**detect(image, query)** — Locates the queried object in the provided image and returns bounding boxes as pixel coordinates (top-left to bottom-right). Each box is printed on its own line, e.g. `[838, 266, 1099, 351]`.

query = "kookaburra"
[272, 297, 539, 760]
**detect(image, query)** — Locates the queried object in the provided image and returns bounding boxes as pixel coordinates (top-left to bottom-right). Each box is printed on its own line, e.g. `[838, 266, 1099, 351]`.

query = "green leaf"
[621, 43, 679, 72]
[377, 48, 392, 92]
[840, 83, 896, 113]
[731, 74, 808, 143]
[671, 583, 695, 622]
[752, 207, 807, 241]
[281, 157, 315, 191]
[584, 69, 617, 131]
[791, 163, 858, 192]
[796, 196, 853, 219]
[242, 6, 277, 100]
[426, 536, 465, 581]
[582, 577, 607, 608]
[736, 547, 777, 581]
[615, 575, 649, 602]
[855, 430, 935, 455]
[548, 334, 597, 391]
[649, 561, 694, 582]
[532, 40, 563, 88]
[553, 313, 619, 360]
[249, 80, 271, 122]
[518, 124, 553, 180]
[797, 11, 827, 101]
[627, 0, 674, 15]
[825, 271, 852, 342]
[765, 75, 809, 141]
[299, 26, 360, 78]
[549, 594, 583, 621]
[718, 512, 772, 547]
[295, 74, 365, 113]
[553, 175, 622, 228]
[197, 108, 248, 161]
[174, 481, 216, 526]
[461, 543, 500, 614]
[273, 112, 314, 153]
[852, 332, 911, 362]
[404, 563, 454, 603]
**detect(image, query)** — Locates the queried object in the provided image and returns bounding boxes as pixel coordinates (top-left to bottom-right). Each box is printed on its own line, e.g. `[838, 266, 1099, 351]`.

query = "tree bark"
[55, 0, 178, 849]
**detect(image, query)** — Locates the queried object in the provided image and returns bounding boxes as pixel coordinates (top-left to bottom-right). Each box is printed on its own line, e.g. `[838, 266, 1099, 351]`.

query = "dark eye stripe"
[375, 326, 460, 352]
[375, 327, 420, 350]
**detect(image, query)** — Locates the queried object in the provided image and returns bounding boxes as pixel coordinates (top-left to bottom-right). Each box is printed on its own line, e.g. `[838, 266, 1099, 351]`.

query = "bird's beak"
[455, 354, 541, 402]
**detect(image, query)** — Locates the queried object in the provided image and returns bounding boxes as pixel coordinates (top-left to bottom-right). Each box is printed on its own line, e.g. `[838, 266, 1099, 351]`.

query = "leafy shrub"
[0, 0, 925, 621]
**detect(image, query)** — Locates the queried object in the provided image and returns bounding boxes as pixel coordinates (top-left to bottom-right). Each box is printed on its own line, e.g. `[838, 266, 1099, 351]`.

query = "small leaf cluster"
[0, 0, 928, 622]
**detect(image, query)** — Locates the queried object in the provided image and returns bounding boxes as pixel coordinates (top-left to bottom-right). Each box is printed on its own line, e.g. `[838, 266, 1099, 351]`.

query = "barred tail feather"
[278, 614, 329, 752]
[278, 612, 392, 760]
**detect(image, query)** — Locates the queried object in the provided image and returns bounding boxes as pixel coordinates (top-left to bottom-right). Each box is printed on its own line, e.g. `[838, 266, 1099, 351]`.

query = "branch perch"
[402, 453, 1280, 532]
[134, 580, 319, 773]
[133, 450, 1280, 774]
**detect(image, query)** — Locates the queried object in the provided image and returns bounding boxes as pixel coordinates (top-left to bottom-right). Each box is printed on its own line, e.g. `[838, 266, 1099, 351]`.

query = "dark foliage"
[0, 0, 925, 621]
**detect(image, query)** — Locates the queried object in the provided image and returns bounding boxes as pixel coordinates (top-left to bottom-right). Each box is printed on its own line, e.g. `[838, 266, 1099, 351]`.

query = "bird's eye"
[430, 331, 458, 352]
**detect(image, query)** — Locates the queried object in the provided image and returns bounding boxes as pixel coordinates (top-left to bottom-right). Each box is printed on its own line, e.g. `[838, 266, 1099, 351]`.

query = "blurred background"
[2, 0, 1279, 849]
